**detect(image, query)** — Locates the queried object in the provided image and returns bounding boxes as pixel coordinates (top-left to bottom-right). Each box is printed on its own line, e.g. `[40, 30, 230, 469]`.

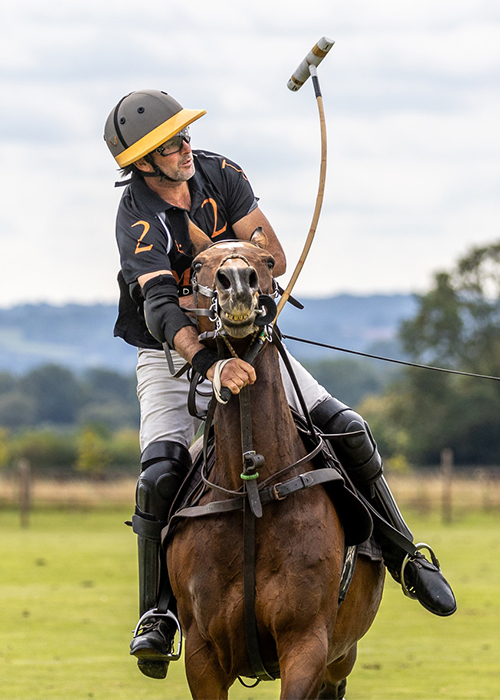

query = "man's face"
[152, 136, 195, 181]
[137, 136, 195, 182]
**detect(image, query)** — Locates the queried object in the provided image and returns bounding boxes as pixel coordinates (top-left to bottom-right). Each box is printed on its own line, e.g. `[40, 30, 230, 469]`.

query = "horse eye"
[193, 262, 203, 272]
[267, 259, 275, 270]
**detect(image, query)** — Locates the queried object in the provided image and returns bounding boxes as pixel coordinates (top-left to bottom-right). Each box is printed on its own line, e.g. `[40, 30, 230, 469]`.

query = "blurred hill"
[280, 293, 416, 362]
[0, 294, 416, 374]
[0, 304, 137, 374]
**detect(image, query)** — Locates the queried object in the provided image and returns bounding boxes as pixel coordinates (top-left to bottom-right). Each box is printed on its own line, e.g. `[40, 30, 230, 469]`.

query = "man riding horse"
[103, 89, 456, 680]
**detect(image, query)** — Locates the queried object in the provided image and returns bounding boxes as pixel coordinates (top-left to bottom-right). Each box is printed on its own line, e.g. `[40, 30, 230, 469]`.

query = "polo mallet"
[217, 39, 334, 404]
[276, 36, 335, 317]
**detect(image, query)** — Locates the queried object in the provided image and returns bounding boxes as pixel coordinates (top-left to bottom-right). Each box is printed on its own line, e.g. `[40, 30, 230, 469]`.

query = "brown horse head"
[192, 228, 276, 338]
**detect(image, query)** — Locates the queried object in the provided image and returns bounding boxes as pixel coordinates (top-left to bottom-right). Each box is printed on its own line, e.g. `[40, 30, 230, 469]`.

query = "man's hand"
[206, 358, 256, 395]
[171, 326, 256, 394]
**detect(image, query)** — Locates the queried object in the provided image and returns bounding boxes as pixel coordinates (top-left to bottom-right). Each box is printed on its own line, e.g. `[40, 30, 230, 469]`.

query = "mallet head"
[287, 37, 335, 91]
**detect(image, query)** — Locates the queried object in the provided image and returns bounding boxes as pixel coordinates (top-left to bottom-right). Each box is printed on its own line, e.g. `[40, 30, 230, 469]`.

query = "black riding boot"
[310, 398, 456, 617]
[129, 440, 191, 678]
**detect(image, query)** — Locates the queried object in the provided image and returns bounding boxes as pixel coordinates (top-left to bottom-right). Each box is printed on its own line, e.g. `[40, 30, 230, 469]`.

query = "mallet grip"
[287, 37, 335, 91]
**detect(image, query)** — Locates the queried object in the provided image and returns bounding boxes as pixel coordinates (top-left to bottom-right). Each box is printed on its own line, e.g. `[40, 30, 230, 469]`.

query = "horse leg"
[319, 645, 357, 700]
[278, 632, 329, 700]
[184, 629, 231, 700]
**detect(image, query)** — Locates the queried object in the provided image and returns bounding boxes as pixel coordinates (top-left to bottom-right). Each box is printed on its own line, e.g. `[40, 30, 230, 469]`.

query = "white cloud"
[1, 0, 500, 306]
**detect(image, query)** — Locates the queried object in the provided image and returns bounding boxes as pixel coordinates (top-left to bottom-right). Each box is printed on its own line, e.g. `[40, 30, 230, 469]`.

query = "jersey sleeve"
[219, 157, 258, 225]
[116, 189, 172, 285]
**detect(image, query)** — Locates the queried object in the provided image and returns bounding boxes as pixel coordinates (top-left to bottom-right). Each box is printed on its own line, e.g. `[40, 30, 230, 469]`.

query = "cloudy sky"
[2, 0, 499, 307]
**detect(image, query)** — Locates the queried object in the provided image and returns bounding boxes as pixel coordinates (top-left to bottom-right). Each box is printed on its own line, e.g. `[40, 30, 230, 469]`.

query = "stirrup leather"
[400, 542, 440, 599]
[132, 609, 183, 660]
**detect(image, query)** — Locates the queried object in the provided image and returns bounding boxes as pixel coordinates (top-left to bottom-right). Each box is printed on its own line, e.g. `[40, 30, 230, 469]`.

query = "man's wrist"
[191, 348, 220, 379]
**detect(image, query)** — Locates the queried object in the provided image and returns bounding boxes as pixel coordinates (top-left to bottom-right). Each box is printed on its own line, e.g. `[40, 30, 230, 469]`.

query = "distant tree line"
[0, 425, 140, 477]
[0, 366, 139, 431]
[0, 358, 391, 434]
[0, 367, 141, 475]
[0, 357, 393, 476]
[1, 241, 499, 472]
[360, 242, 500, 466]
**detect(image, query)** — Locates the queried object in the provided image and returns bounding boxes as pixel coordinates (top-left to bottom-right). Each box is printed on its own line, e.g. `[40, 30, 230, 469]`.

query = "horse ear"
[189, 219, 212, 256]
[250, 226, 268, 249]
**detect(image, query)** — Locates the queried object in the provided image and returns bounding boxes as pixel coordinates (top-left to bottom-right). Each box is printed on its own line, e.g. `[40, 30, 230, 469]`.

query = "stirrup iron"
[400, 542, 440, 599]
[132, 609, 183, 661]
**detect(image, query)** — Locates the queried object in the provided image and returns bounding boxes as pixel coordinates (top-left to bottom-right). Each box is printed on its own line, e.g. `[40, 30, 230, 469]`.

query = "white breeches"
[136, 346, 330, 453]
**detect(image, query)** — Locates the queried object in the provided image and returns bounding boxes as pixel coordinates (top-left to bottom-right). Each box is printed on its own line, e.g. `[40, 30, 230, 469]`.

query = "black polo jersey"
[113, 149, 258, 349]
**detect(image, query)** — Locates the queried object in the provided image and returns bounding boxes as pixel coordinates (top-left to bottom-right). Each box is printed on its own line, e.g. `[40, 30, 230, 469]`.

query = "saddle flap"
[325, 480, 373, 546]
[292, 409, 373, 546]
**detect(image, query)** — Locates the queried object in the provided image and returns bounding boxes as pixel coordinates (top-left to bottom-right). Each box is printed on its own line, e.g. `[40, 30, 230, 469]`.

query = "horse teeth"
[227, 313, 250, 322]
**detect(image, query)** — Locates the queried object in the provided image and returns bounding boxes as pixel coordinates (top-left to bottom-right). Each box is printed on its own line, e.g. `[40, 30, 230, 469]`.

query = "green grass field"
[0, 506, 499, 700]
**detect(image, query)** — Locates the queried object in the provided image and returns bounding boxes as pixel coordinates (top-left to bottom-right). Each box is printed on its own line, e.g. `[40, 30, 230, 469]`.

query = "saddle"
[163, 409, 374, 549]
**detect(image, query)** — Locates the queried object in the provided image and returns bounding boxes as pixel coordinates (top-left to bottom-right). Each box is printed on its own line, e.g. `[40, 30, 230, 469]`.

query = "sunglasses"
[155, 127, 191, 156]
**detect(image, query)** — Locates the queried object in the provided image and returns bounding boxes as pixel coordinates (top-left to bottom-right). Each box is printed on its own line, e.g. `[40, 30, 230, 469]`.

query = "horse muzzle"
[215, 264, 262, 337]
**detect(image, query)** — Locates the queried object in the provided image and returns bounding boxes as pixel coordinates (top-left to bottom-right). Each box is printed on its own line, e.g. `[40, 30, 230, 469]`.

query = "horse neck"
[213, 342, 306, 491]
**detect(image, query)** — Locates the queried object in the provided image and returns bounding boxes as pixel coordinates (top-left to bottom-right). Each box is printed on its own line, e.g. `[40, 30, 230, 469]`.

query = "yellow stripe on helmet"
[116, 108, 206, 167]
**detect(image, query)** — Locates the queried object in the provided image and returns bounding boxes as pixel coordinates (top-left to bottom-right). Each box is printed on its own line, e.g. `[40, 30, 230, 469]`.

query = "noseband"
[191, 251, 278, 337]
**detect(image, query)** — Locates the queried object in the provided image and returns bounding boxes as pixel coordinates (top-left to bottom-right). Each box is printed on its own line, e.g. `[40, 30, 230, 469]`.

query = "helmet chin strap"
[141, 154, 178, 182]
[142, 168, 178, 183]
[114, 167, 181, 188]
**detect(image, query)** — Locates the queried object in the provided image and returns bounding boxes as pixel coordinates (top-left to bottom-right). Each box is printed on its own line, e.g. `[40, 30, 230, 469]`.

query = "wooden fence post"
[441, 448, 453, 524]
[19, 458, 31, 528]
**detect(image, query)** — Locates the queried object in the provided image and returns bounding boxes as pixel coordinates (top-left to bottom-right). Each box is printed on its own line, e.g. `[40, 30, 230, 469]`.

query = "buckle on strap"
[270, 472, 318, 501]
[271, 482, 286, 501]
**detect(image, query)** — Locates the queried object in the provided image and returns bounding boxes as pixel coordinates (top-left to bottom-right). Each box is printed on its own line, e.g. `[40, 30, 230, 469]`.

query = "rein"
[281, 334, 500, 383]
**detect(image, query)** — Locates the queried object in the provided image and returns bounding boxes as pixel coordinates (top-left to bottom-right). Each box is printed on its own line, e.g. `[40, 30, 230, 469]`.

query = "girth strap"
[243, 500, 277, 681]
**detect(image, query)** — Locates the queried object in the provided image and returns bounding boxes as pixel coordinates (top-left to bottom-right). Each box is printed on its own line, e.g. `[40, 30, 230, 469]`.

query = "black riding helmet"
[104, 89, 206, 167]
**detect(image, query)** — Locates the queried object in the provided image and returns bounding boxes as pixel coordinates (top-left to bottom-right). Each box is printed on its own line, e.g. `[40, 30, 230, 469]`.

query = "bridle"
[190, 249, 279, 341]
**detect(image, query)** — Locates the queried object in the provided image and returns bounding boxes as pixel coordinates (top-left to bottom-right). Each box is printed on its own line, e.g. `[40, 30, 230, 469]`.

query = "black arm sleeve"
[142, 275, 195, 348]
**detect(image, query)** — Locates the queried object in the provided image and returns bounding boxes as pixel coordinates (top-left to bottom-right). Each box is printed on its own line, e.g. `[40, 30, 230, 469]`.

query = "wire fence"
[388, 464, 500, 519]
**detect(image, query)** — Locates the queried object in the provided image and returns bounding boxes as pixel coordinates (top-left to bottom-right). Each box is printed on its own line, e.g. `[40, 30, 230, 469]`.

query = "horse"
[166, 230, 385, 699]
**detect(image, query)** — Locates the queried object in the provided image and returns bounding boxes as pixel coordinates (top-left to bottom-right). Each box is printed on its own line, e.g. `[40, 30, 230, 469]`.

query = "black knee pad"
[311, 397, 383, 486]
[136, 440, 191, 523]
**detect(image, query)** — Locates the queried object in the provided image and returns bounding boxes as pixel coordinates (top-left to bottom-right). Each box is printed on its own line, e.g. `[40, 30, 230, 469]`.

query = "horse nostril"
[216, 270, 231, 290]
[249, 269, 258, 290]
